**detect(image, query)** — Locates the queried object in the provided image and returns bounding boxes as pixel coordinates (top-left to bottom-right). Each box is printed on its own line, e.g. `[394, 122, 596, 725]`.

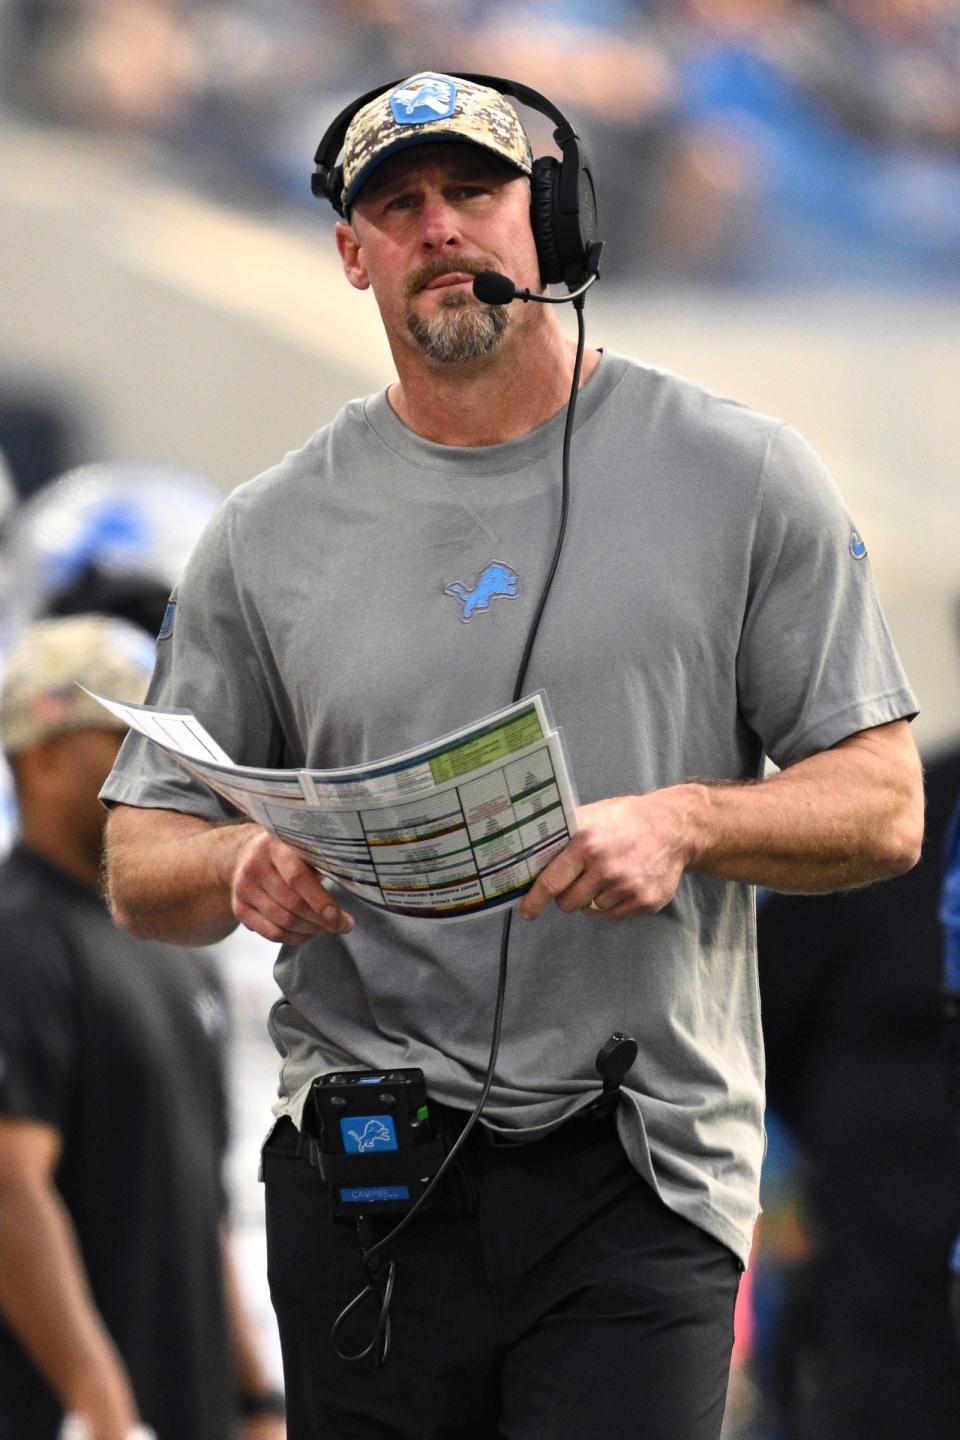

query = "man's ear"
[336, 220, 370, 292]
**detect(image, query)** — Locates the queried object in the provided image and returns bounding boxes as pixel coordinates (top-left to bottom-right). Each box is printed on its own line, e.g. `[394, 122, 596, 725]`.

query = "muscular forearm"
[0, 1173, 138, 1429]
[105, 806, 255, 944]
[106, 804, 353, 947]
[522, 720, 923, 920]
[688, 724, 924, 891]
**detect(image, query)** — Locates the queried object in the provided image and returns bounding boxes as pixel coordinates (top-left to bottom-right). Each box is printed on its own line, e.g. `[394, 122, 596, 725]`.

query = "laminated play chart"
[91, 689, 579, 922]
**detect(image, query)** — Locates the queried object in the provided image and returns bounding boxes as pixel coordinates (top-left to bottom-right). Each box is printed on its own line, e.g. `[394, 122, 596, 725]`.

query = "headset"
[311, 73, 602, 293]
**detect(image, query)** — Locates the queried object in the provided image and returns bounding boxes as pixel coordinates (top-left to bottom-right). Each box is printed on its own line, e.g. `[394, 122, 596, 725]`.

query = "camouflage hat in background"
[342, 72, 533, 210]
[0, 614, 155, 755]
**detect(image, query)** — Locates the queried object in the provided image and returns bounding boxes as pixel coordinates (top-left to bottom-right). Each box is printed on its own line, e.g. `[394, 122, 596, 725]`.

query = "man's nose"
[419, 195, 463, 249]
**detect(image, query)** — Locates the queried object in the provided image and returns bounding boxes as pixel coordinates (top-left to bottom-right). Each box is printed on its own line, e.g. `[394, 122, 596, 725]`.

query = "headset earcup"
[530, 157, 565, 287]
[531, 152, 600, 290]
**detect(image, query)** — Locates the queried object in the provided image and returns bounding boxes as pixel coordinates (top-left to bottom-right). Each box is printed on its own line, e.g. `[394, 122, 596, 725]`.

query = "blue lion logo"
[445, 561, 519, 622]
[390, 76, 457, 126]
[346, 1118, 394, 1153]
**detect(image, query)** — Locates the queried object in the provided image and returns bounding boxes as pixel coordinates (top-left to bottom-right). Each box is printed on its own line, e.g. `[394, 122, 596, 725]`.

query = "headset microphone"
[472, 261, 601, 307]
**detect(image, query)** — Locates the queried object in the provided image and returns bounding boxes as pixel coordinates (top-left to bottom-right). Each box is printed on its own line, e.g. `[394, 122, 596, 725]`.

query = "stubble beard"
[406, 269, 509, 364]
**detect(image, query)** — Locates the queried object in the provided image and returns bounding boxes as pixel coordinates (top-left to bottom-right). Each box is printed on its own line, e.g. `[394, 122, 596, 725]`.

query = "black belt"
[430, 1096, 619, 1152]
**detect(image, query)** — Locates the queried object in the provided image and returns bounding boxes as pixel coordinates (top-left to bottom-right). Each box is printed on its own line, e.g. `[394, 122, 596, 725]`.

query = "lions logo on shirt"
[157, 598, 176, 641]
[390, 75, 457, 126]
[445, 561, 519, 622]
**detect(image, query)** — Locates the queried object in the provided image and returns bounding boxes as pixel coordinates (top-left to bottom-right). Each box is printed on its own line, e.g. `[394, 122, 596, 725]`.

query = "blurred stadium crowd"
[2, 0, 960, 286]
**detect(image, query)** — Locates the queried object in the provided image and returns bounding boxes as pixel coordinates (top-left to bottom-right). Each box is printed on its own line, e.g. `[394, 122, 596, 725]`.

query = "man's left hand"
[520, 790, 699, 921]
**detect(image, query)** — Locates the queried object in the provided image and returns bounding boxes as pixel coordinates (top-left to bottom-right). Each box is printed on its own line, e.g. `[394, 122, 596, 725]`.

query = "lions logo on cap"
[390, 75, 457, 126]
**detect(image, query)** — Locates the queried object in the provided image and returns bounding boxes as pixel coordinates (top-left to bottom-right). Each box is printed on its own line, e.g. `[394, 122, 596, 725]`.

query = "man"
[102, 72, 923, 1440]
[0, 615, 284, 1440]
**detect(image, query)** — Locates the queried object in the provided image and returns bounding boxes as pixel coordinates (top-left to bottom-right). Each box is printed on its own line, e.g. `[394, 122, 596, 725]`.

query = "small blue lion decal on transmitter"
[345, 1118, 394, 1153]
[445, 561, 519, 622]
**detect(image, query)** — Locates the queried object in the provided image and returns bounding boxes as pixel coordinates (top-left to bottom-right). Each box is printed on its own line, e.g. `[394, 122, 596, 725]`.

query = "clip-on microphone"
[593, 1033, 639, 1120]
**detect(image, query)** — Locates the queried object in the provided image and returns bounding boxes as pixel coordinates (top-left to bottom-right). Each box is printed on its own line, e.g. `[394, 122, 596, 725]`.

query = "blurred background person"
[0, 460, 287, 1398]
[755, 716, 960, 1438]
[0, 614, 285, 1440]
[0, 460, 225, 660]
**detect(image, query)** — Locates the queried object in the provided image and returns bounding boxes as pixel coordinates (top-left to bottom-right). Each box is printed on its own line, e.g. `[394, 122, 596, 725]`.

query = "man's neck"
[386, 317, 601, 447]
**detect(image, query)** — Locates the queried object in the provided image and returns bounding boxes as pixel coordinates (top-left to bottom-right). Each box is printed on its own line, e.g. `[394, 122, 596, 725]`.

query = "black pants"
[264, 1113, 740, 1440]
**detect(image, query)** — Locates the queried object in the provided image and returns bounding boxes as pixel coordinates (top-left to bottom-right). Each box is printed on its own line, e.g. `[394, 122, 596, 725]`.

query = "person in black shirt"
[0, 615, 284, 1440]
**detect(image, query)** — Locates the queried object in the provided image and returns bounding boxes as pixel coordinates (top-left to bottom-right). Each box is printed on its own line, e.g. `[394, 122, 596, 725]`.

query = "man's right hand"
[231, 830, 355, 943]
[106, 807, 355, 947]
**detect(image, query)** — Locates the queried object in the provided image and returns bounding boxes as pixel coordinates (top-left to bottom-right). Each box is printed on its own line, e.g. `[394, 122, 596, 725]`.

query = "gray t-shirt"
[103, 352, 917, 1263]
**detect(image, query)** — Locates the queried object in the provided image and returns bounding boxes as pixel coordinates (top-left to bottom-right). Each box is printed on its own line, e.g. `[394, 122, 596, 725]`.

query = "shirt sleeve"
[736, 423, 918, 769]
[100, 497, 285, 821]
[0, 916, 78, 1128]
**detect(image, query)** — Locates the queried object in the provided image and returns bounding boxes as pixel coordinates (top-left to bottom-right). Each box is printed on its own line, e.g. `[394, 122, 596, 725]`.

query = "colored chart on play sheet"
[88, 688, 579, 921]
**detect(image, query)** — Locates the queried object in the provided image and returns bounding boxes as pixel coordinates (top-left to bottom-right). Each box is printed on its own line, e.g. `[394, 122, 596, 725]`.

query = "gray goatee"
[407, 288, 509, 364]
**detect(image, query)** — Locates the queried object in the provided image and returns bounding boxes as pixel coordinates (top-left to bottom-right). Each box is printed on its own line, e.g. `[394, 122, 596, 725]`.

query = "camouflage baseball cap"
[342, 72, 533, 209]
[0, 614, 155, 755]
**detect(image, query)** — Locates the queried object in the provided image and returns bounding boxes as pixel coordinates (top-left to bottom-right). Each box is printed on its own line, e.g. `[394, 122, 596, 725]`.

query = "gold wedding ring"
[588, 898, 603, 913]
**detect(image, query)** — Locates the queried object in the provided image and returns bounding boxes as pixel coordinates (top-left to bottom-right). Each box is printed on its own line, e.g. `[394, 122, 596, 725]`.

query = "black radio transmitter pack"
[302, 1068, 447, 1220]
